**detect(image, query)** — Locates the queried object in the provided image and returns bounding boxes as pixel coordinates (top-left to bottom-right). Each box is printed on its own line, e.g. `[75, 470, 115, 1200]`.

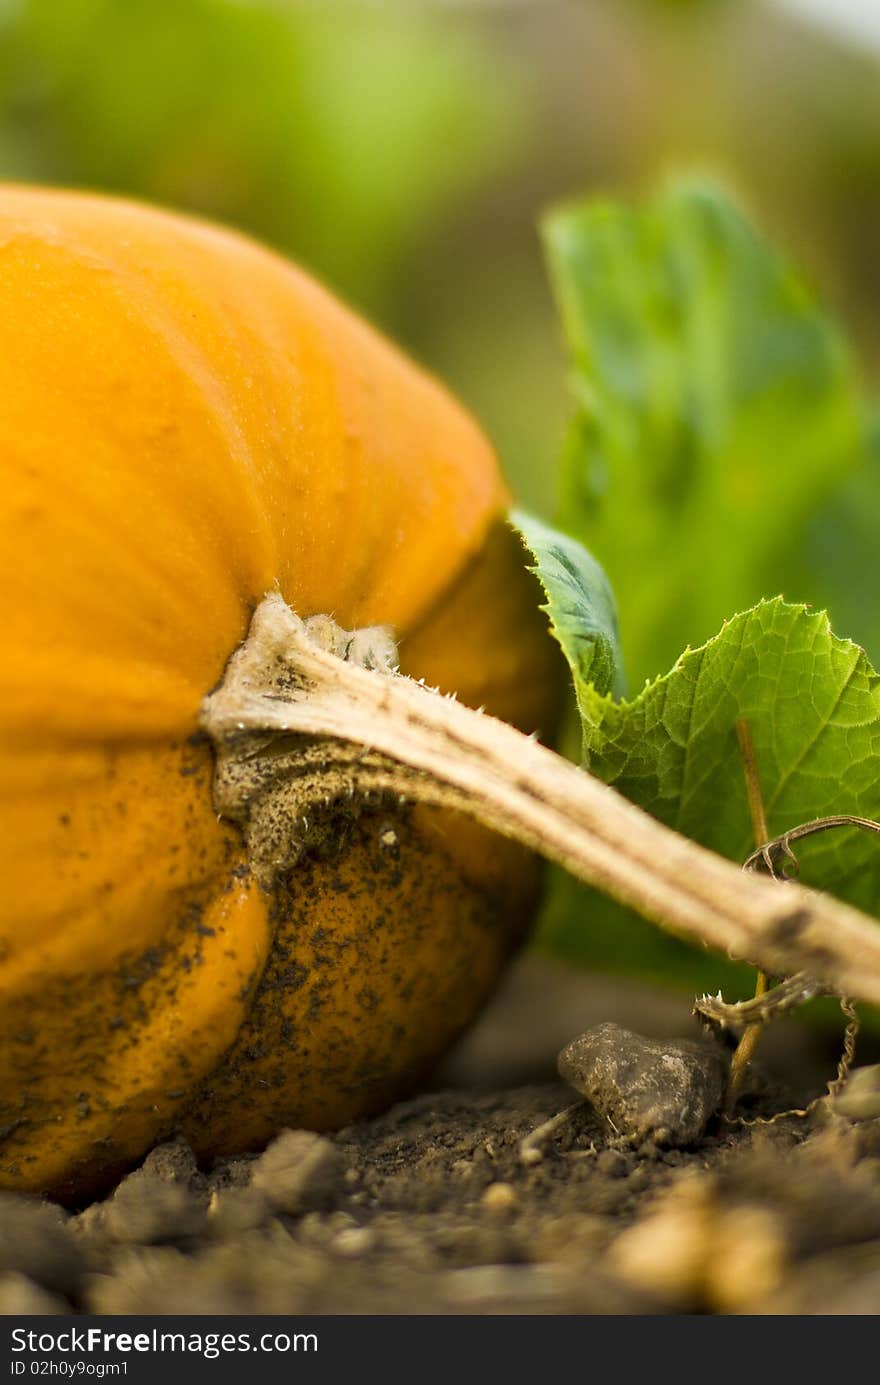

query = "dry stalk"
[200, 594, 880, 1008]
[725, 717, 774, 1112]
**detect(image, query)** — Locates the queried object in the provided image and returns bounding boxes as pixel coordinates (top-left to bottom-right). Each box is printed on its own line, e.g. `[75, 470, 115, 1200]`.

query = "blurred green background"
[3, 0, 879, 518]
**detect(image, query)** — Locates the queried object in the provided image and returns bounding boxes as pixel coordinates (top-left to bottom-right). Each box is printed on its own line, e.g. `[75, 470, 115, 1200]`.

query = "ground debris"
[0, 1193, 83, 1296]
[5, 961, 880, 1315]
[4, 1081, 880, 1314]
[610, 1172, 788, 1311]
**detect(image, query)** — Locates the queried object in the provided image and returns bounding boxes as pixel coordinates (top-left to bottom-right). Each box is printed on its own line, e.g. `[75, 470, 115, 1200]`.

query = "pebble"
[558, 1022, 726, 1147]
[481, 1182, 517, 1215]
[610, 1174, 714, 1307]
[831, 1064, 880, 1122]
[102, 1172, 204, 1245]
[704, 1204, 787, 1312]
[333, 1226, 376, 1258]
[250, 1129, 343, 1215]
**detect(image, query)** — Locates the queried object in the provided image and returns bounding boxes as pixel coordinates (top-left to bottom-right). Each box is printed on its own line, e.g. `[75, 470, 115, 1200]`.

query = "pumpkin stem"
[200, 593, 880, 1008]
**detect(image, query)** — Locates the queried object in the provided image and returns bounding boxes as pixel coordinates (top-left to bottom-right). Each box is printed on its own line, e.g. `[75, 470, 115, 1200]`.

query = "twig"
[519, 1103, 583, 1166]
[726, 719, 774, 1110]
[723, 998, 862, 1130]
[743, 816, 880, 878]
[695, 972, 825, 1031]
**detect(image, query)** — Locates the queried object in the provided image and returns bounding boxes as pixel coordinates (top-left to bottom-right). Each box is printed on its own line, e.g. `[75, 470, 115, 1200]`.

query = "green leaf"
[513, 511, 880, 979]
[545, 179, 874, 688]
[535, 597, 880, 989]
[582, 599, 880, 900]
[510, 509, 624, 707]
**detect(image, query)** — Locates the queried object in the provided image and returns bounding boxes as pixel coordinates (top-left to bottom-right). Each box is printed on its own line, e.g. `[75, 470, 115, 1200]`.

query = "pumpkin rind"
[0, 185, 560, 1197]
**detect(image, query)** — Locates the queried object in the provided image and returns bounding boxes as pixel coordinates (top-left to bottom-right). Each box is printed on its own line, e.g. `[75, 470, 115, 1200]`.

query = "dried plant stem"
[726, 719, 773, 1112]
[201, 594, 880, 1008]
[744, 815, 880, 877]
[725, 972, 768, 1113]
[696, 973, 824, 1030]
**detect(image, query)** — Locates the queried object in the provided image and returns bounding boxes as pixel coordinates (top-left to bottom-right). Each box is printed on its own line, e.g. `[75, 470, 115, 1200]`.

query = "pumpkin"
[0, 185, 562, 1199]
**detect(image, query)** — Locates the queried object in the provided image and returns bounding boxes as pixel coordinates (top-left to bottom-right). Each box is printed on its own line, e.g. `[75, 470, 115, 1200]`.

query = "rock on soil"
[557, 1022, 727, 1146]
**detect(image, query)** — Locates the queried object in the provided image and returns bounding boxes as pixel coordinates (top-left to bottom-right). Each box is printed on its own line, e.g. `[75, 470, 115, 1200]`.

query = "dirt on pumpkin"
[3, 955, 880, 1316]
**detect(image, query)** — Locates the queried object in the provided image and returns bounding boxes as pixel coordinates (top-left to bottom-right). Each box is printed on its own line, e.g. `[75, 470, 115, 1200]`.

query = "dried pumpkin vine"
[201, 540, 880, 1016]
[206, 180, 880, 1044]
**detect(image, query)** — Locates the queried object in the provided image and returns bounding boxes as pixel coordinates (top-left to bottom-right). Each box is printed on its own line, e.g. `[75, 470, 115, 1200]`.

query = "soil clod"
[250, 1129, 344, 1215]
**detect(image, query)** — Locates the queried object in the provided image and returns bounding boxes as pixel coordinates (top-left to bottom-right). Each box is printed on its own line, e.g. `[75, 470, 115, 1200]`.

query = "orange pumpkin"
[0, 185, 561, 1199]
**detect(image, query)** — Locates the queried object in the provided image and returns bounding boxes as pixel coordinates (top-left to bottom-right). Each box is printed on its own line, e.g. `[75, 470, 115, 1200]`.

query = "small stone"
[251, 1129, 343, 1215]
[207, 1156, 255, 1193]
[596, 1150, 630, 1179]
[333, 1226, 375, 1258]
[558, 1022, 726, 1147]
[831, 1065, 880, 1122]
[207, 1187, 269, 1239]
[519, 1143, 544, 1168]
[0, 1194, 83, 1295]
[704, 1204, 788, 1313]
[481, 1182, 517, 1215]
[102, 1172, 204, 1244]
[140, 1137, 201, 1189]
[610, 1174, 714, 1307]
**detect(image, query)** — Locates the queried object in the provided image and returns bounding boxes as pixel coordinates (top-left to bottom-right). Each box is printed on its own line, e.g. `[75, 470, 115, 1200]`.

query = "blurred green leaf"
[545, 179, 875, 689]
[800, 411, 880, 661]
